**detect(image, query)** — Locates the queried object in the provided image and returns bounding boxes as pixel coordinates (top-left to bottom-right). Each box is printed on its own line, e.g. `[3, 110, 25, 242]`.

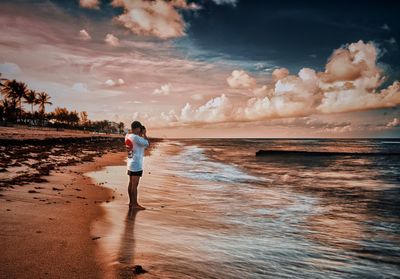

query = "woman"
[125, 121, 149, 210]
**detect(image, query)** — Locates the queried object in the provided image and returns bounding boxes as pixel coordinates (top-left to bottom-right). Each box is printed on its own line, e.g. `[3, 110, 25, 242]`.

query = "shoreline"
[0, 126, 162, 278]
[0, 126, 129, 278]
[80, 139, 400, 278]
[0, 150, 126, 278]
[0, 129, 126, 188]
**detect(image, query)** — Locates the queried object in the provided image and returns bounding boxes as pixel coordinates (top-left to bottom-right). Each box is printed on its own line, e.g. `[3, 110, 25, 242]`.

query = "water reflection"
[117, 208, 139, 278]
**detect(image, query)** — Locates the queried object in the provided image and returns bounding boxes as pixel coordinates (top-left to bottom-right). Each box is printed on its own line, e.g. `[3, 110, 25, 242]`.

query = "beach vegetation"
[0, 74, 123, 134]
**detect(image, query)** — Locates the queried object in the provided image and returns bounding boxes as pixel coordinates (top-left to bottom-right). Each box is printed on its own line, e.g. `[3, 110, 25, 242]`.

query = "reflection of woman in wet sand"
[117, 207, 138, 269]
[125, 121, 149, 210]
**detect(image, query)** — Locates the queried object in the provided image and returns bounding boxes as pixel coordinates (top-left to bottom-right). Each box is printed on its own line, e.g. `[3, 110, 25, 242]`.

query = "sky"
[0, 0, 399, 138]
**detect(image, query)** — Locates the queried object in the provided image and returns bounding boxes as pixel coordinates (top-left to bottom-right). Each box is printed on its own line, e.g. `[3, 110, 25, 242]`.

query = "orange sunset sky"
[1, 0, 399, 137]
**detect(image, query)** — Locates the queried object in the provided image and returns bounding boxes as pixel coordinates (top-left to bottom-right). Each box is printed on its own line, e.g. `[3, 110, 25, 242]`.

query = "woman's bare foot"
[129, 204, 146, 210]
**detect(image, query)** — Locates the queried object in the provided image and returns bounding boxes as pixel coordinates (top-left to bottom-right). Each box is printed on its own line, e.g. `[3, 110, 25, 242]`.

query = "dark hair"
[131, 121, 143, 130]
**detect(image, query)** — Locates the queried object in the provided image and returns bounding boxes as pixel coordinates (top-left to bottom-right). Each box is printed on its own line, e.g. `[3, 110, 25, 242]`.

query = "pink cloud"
[227, 70, 256, 89]
[104, 33, 120, 46]
[272, 67, 289, 81]
[153, 83, 171, 95]
[79, 29, 91, 41]
[159, 41, 400, 126]
[111, 0, 197, 39]
[180, 94, 233, 123]
[79, 0, 100, 9]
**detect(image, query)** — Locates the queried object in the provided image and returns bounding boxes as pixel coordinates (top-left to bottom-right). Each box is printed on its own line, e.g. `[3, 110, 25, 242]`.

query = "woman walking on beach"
[125, 121, 149, 210]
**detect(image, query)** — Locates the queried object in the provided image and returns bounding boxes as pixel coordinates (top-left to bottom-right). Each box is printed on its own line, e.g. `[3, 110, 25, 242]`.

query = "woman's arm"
[135, 128, 149, 147]
[142, 127, 150, 147]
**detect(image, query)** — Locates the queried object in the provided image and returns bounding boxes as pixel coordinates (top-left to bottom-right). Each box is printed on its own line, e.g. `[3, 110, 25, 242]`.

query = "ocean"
[88, 139, 400, 278]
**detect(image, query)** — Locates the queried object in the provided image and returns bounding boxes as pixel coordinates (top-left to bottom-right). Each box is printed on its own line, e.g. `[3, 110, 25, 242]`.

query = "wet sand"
[88, 141, 265, 278]
[0, 151, 127, 278]
[0, 128, 125, 188]
[0, 127, 127, 278]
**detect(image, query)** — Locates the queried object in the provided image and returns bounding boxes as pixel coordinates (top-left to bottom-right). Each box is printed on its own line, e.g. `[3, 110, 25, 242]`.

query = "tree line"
[0, 74, 125, 134]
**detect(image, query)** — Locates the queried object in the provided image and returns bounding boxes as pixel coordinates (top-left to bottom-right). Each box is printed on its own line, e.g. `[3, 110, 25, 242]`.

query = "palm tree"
[0, 98, 17, 122]
[24, 90, 37, 113]
[36, 92, 52, 114]
[1, 80, 27, 121]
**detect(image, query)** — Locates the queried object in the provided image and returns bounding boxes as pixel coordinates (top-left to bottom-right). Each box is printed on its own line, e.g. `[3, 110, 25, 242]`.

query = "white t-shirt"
[125, 133, 149, 171]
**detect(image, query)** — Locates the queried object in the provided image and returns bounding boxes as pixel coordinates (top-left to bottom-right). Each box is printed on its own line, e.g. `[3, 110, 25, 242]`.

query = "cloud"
[166, 40, 400, 125]
[254, 62, 266, 70]
[191, 94, 203, 100]
[302, 118, 353, 133]
[72, 82, 89, 93]
[79, 0, 100, 9]
[252, 85, 271, 97]
[272, 68, 289, 81]
[381, 24, 390, 31]
[105, 79, 115, 86]
[387, 117, 399, 127]
[0, 62, 21, 74]
[180, 94, 233, 123]
[105, 33, 120, 46]
[79, 29, 91, 41]
[212, 0, 238, 5]
[153, 83, 171, 95]
[243, 68, 320, 120]
[78, 0, 233, 39]
[105, 78, 125, 86]
[111, 0, 197, 39]
[161, 109, 178, 122]
[386, 37, 397, 45]
[227, 70, 256, 88]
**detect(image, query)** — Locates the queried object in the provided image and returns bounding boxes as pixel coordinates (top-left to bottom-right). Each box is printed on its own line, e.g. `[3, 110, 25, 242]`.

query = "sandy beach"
[0, 126, 123, 141]
[0, 127, 128, 278]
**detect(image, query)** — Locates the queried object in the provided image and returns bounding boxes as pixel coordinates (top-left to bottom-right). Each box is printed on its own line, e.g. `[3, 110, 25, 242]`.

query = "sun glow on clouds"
[2, 0, 399, 137]
[111, 0, 198, 39]
[227, 70, 256, 89]
[105, 33, 120, 46]
[105, 78, 125, 86]
[136, 41, 400, 128]
[79, 0, 235, 39]
[153, 83, 171, 96]
[79, 29, 91, 41]
[79, 0, 100, 9]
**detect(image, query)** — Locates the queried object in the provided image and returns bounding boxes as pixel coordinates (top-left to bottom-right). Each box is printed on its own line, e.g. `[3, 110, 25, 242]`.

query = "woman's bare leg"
[128, 176, 134, 205]
[129, 176, 145, 210]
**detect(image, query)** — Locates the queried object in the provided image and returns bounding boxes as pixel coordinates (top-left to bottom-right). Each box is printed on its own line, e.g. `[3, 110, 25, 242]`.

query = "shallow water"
[88, 139, 400, 278]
